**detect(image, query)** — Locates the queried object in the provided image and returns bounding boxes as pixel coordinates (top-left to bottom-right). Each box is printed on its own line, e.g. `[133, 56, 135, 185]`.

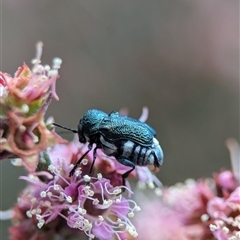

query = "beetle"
[53, 109, 163, 185]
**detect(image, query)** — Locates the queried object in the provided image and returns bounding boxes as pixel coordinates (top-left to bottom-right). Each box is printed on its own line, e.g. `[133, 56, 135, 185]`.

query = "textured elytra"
[79, 110, 156, 146]
[99, 115, 154, 146]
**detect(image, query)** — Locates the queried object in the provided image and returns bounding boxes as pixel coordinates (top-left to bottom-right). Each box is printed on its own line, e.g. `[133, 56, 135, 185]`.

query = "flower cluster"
[134, 138, 240, 240]
[8, 142, 140, 240]
[3, 41, 238, 240]
[208, 139, 240, 240]
[0, 42, 65, 172]
[0, 43, 162, 240]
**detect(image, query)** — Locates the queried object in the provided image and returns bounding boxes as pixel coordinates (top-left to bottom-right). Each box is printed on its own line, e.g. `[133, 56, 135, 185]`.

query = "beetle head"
[77, 109, 108, 142]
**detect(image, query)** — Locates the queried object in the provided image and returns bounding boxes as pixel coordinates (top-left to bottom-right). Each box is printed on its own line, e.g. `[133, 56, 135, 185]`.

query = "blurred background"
[0, 0, 239, 239]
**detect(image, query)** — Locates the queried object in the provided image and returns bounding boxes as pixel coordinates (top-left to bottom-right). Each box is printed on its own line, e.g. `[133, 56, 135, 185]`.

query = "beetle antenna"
[53, 123, 78, 133]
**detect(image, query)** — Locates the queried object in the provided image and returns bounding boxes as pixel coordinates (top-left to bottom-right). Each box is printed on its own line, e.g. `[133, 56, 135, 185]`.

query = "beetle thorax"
[78, 109, 108, 142]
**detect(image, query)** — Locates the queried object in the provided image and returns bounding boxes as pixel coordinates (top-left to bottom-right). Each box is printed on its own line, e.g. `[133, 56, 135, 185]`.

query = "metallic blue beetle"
[53, 109, 164, 184]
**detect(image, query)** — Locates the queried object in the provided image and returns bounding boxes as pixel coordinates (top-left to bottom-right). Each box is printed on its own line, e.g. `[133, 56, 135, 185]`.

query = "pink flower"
[163, 179, 215, 222]
[0, 42, 65, 171]
[4, 139, 140, 240]
[160, 179, 215, 240]
[0, 110, 66, 171]
[214, 170, 238, 198]
[206, 139, 240, 240]
[133, 190, 209, 240]
[9, 185, 54, 240]
[208, 187, 240, 240]
[133, 169, 239, 240]
[134, 199, 188, 240]
[0, 42, 60, 107]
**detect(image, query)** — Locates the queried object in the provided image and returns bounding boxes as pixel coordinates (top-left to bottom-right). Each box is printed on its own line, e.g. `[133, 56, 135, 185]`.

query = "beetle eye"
[78, 130, 86, 143]
[79, 135, 86, 143]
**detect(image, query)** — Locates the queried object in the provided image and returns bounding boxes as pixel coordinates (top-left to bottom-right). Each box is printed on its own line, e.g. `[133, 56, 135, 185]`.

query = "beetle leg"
[116, 158, 135, 186]
[69, 143, 93, 177]
[88, 145, 99, 175]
